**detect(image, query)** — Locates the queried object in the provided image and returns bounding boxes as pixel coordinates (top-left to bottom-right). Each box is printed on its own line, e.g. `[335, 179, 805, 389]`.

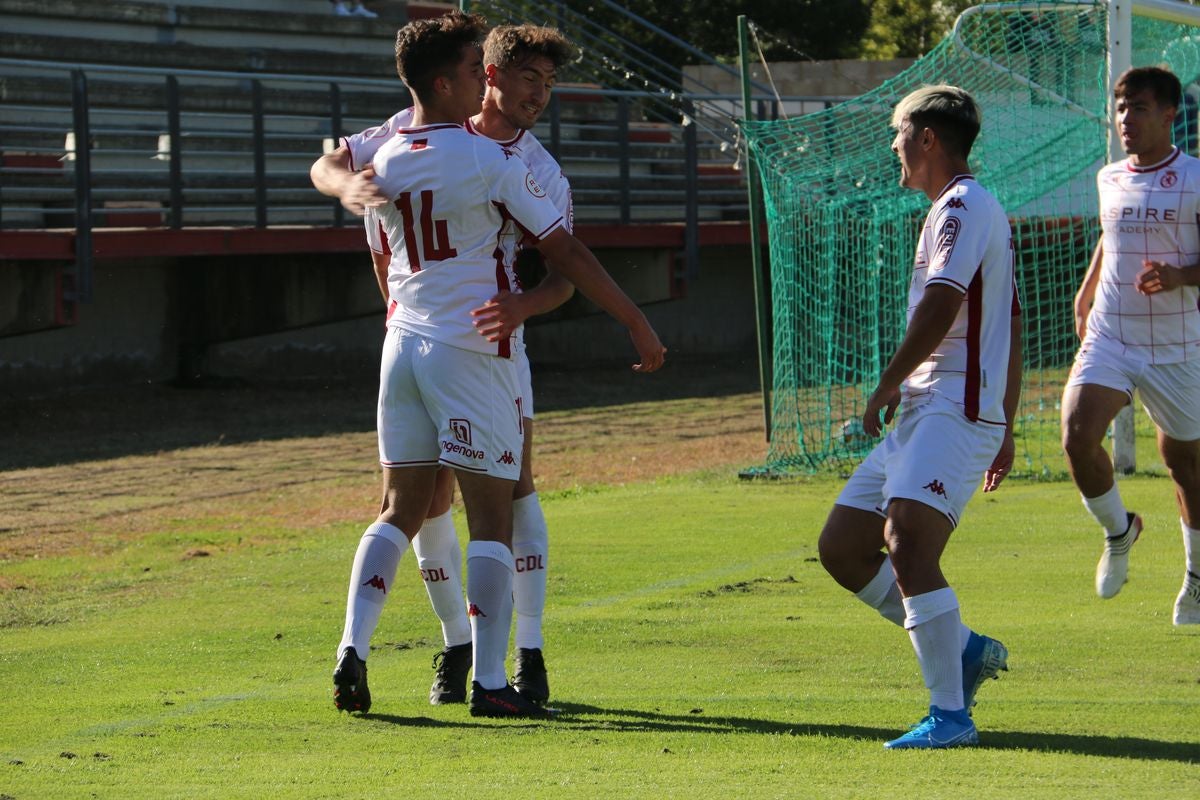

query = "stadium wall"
[0, 240, 757, 391]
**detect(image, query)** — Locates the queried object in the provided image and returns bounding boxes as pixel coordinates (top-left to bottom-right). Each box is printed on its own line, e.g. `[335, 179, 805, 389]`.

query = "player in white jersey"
[1063, 66, 1200, 624]
[312, 25, 580, 705]
[816, 86, 1023, 749]
[317, 12, 664, 719]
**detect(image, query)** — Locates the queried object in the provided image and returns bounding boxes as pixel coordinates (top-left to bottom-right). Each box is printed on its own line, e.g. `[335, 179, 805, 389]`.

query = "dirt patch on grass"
[0, 357, 767, 559]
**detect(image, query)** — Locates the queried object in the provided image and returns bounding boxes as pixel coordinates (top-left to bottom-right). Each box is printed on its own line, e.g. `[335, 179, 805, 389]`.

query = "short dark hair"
[482, 24, 576, 72]
[1115, 66, 1182, 110]
[892, 84, 982, 160]
[394, 11, 488, 103]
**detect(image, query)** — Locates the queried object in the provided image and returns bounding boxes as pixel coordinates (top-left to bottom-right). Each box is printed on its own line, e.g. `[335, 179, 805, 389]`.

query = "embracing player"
[312, 23, 583, 705]
[318, 11, 664, 719]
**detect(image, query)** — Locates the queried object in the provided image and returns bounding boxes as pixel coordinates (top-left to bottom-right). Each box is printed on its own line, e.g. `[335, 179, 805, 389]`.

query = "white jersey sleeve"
[482, 152, 567, 244]
[342, 108, 414, 172]
[903, 175, 1016, 426]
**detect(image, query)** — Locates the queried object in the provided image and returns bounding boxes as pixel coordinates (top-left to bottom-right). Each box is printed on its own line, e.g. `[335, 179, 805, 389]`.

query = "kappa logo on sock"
[362, 574, 388, 593]
[467, 603, 487, 618]
[923, 479, 948, 498]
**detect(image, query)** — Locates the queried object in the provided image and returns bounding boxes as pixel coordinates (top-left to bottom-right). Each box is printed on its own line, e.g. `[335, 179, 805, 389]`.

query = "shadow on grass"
[1, 355, 759, 471]
[360, 701, 1198, 764]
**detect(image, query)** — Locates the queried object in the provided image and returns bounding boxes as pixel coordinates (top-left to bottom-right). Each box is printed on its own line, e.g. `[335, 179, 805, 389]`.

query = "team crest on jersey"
[934, 216, 961, 263]
[450, 418, 473, 446]
[1161, 169, 1179, 188]
[525, 172, 547, 198]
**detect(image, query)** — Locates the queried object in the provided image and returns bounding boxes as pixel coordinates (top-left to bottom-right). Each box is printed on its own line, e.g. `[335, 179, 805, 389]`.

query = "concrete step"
[0, 74, 411, 129]
[0, 32, 395, 78]
[0, 0, 401, 54]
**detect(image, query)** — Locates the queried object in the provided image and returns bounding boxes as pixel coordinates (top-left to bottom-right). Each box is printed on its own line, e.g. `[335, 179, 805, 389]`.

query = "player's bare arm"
[370, 250, 390, 304]
[535, 228, 666, 373]
[984, 313, 1024, 492]
[470, 271, 574, 342]
[1073, 240, 1104, 339]
[862, 283, 963, 436]
[309, 145, 389, 216]
[1135, 259, 1200, 295]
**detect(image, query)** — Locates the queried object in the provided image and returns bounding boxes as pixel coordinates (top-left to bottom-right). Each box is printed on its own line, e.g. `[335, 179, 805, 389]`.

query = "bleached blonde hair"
[891, 84, 981, 159]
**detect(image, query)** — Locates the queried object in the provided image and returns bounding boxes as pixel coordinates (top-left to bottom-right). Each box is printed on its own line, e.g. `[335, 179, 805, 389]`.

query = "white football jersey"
[902, 175, 1017, 427]
[1092, 147, 1200, 363]
[370, 122, 566, 357]
[346, 110, 574, 266]
[342, 108, 417, 256]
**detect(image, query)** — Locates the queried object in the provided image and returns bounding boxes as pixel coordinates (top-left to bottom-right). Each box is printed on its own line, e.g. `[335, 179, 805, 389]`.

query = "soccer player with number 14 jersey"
[322, 11, 664, 719]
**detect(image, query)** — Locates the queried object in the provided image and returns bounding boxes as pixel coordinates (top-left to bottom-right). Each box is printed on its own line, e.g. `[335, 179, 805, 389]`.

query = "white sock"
[466, 540, 515, 690]
[903, 588, 965, 712]
[412, 510, 471, 647]
[338, 522, 408, 660]
[1082, 484, 1130, 538]
[854, 556, 906, 627]
[1182, 519, 1200, 575]
[512, 493, 549, 650]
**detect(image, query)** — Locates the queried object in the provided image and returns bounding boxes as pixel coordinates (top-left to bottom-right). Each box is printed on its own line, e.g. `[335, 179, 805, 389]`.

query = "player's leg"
[1138, 362, 1200, 624]
[418, 338, 551, 717]
[1062, 381, 1141, 598]
[335, 463, 437, 713]
[818, 504, 904, 625]
[334, 326, 439, 713]
[1158, 431, 1200, 624]
[880, 404, 1005, 749]
[412, 467, 473, 703]
[511, 415, 551, 703]
[456, 468, 551, 716]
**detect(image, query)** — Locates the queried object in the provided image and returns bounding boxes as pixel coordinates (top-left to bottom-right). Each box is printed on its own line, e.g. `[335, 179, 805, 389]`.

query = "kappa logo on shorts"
[450, 418, 473, 446]
[362, 574, 388, 594]
[496, 450, 516, 466]
[923, 479, 948, 498]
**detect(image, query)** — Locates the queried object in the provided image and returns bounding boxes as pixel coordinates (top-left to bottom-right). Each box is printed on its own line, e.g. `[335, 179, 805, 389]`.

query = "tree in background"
[859, 0, 976, 58]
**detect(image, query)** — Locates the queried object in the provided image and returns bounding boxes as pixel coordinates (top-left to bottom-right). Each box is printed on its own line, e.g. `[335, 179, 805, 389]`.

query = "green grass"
[2, 471, 1198, 798]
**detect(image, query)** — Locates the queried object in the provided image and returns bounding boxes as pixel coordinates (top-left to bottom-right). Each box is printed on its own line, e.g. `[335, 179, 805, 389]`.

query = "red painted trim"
[0, 223, 761, 262]
[964, 268, 983, 422]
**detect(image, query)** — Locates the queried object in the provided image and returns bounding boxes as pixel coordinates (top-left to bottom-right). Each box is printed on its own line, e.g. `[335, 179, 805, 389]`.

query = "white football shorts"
[514, 339, 534, 420]
[1068, 333, 1200, 441]
[377, 326, 523, 481]
[836, 395, 1005, 528]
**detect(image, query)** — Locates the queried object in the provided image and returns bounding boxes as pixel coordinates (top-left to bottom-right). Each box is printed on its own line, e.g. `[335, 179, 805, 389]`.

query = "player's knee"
[1061, 421, 1098, 463]
[1164, 445, 1200, 490]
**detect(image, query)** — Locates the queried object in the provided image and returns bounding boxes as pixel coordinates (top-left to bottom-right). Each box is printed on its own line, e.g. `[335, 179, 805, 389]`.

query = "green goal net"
[741, 1, 1200, 477]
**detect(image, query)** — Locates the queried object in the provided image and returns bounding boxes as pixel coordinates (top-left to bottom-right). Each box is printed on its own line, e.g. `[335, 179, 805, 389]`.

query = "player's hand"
[862, 384, 900, 437]
[339, 165, 389, 216]
[629, 321, 666, 373]
[471, 291, 532, 342]
[1135, 259, 1182, 295]
[983, 430, 1015, 492]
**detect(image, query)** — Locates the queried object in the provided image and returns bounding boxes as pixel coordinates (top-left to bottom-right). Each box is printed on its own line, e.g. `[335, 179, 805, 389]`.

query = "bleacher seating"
[0, 0, 747, 230]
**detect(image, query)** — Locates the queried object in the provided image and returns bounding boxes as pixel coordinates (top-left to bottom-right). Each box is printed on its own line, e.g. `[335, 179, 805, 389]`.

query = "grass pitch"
[1, 465, 1197, 798]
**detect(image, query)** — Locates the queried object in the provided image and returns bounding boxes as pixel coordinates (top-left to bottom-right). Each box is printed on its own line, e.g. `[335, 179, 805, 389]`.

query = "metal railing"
[0, 57, 846, 299]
